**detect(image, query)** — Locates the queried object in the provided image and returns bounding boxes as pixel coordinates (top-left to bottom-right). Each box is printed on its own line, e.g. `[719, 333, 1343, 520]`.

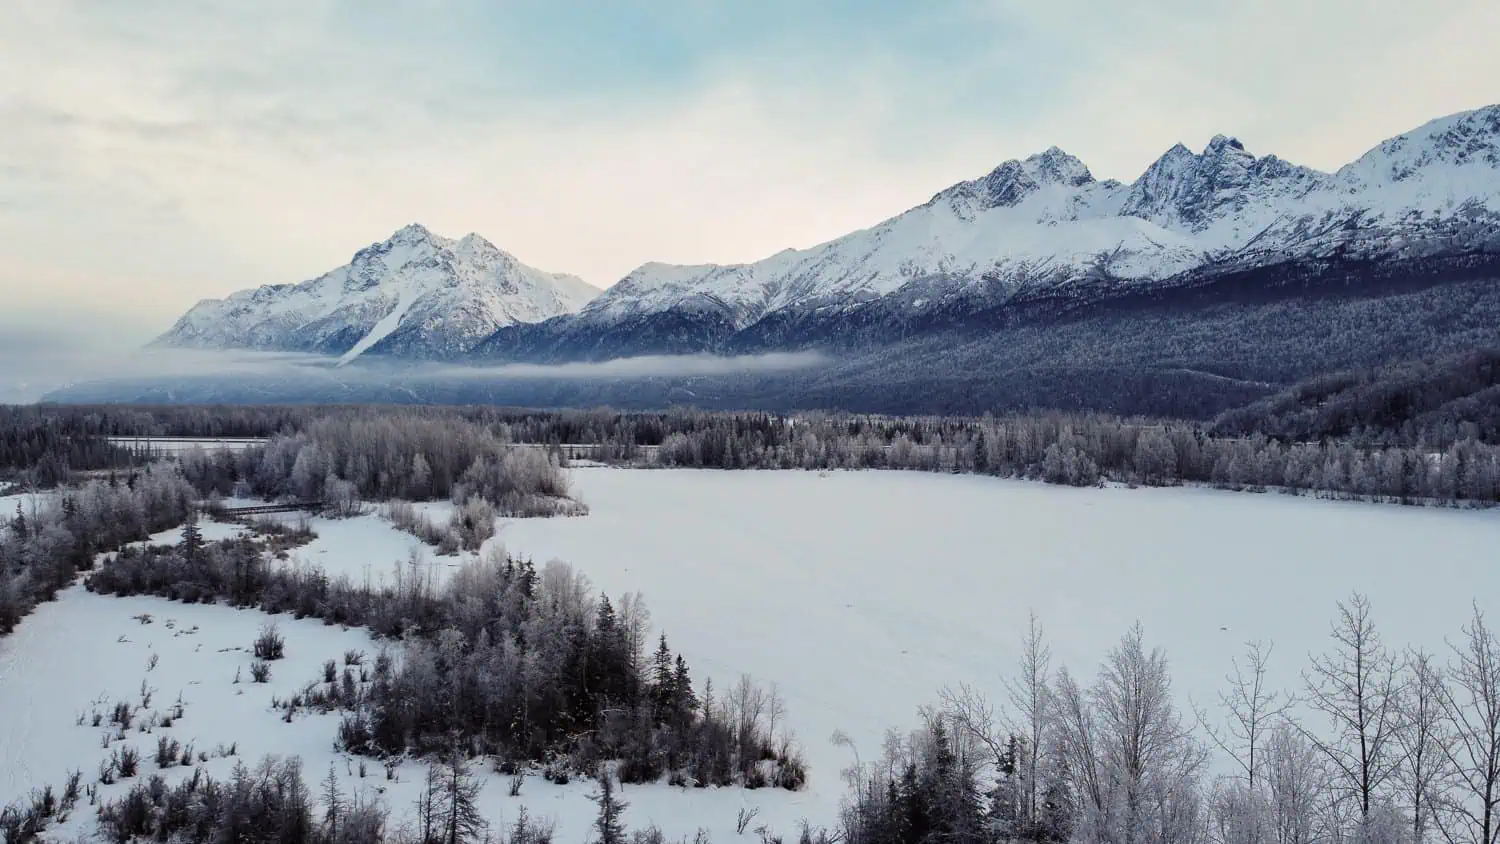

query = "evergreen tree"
[439, 748, 486, 844]
[989, 735, 1023, 839]
[651, 634, 674, 721]
[673, 655, 698, 718]
[590, 773, 629, 844]
[592, 595, 632, 706]
[896, 762, 930, 844]
[180, 509, 204, 562]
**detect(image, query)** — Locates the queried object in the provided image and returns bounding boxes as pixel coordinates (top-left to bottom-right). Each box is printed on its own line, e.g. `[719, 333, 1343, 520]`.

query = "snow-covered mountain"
[155, 224, 600, 361]
[158, 106, 1500, 368]
[471, 104, 1500, 361]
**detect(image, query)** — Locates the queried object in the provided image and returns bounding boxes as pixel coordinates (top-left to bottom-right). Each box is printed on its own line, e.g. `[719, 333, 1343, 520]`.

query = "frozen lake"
[497, 467, 1500, 828]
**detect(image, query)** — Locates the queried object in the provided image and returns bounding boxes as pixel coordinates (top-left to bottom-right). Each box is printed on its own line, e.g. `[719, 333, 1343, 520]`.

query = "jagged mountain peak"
[387, 222, 441, 244]
[1121, 131, 1326, 228]
[154, 226, 598, 361]
[1204, 134, 1247, 154]
[930, 146, 1096, 215]
[1340, 103, 1500, 185]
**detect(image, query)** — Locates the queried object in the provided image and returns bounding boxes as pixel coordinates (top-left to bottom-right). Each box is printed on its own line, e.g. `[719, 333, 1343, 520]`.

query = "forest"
[5, 403, 1500, 508]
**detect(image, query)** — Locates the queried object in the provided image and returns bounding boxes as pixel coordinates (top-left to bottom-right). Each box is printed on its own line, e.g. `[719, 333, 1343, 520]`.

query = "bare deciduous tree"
[1008, 610, 1055, 831]
[1299, 593, 1405, 824]
[1198, 640, 1290, 792]
[1397, 650, 1451, 844]
[1434, 605, 1500, 844]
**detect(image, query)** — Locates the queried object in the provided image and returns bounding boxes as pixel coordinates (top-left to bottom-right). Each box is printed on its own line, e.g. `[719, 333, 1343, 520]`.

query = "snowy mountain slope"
[154, 224, 600, 361]
[486, 104, 1500, 359]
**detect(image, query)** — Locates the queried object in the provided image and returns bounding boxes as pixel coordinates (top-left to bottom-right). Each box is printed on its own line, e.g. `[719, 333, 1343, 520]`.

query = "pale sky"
[2, 0, 1498, 347]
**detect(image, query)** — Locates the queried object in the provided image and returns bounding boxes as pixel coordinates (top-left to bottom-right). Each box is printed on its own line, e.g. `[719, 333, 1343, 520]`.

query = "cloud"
[421, 351, 830, 380]
[1, 0, 1496, 345]
[0, 321, 829, 403]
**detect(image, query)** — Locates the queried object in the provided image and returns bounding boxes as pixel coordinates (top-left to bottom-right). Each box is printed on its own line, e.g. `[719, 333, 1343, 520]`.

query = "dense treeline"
[0, 407, 140, 486]
[1212, 347, 1500, 448]
[14, 402, 1500, 506]
[85, 539, 805, 793]
[176, 414, 575, 516]
[0, 466, 195, 634]
[639, 413, 1500, 506]
[1, 411, 583, 637]
[835, 598, 1500, 844]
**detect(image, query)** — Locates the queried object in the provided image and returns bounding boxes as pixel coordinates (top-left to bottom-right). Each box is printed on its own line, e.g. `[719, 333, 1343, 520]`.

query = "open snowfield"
[493, 467, 1500, 831]
[283, 513, 436, 588]
[1, 491, 57, 519]
[126, 519, 246, 549]
[104, 437, 267, 456]
[0, 588, 819, 840]
[6, 467, 1499, 840]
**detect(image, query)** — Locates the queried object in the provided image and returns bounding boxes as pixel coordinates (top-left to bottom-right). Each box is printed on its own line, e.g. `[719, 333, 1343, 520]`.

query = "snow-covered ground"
[104, 437, 266, 455]
[6, 468, 1498, 840]
[0, 490, 57, 519]
[495, 468, 1500, 831]
[125, 519, 246, 550]
[0, 589, 815, 840]
[281, 510, 470, 589]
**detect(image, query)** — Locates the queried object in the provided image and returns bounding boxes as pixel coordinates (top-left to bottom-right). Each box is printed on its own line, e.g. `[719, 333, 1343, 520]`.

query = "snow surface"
[494, 468, 1500, 830]
[104, 438, 266, 456]
[8, 469, 1500, 840]
[337, 285, 418, 365]
[0, 491, 55, 520]
[283, 512, 440, 588]
[155, 224, 601, 361]
[124, 519, 247, 550]
[0, 560, 816, 840]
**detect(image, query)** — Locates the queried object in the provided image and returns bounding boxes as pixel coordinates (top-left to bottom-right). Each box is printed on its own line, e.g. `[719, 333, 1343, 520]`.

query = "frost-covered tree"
[1300, 594, 1404, 827]
[1396, 650, 1450, 844]
[590, 772, 629, 844]
[1434, 606, 1500, 844]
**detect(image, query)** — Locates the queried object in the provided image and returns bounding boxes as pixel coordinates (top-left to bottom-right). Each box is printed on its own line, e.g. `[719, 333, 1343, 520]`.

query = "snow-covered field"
[104, 437, 267, 456]
[0, 490, 56, 519]
[5, 468, 1499, 839]
[495, 468, 1500, 831]
[0, 589, 815, 840]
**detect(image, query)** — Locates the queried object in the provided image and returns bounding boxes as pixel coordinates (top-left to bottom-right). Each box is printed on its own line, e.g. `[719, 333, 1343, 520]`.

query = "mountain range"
[53, 104, 1500, 416]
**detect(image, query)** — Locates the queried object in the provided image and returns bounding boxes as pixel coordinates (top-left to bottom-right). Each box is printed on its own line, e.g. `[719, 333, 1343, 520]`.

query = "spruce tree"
[440, 747, 485, 844]
[590, 773, 629, 844]
[180, 510, 203, 562]
[651, 634, 674, 721]
[896, 762, 930, 844]
[673, 655, 698, 717]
